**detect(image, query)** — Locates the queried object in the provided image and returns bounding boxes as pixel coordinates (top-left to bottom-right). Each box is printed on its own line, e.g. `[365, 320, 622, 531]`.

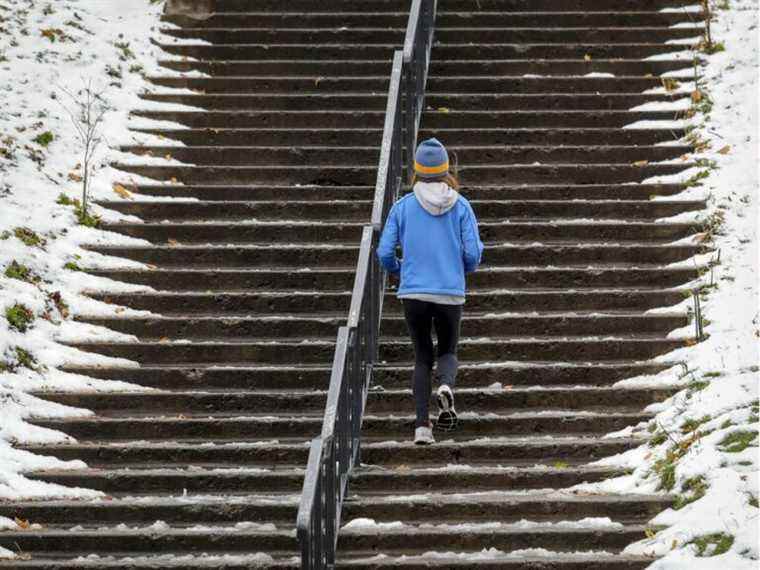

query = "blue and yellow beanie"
[414, 138, 449, 179]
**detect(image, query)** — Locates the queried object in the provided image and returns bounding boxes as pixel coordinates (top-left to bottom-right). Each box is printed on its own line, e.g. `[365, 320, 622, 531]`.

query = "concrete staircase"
[0, 0, 705, 568]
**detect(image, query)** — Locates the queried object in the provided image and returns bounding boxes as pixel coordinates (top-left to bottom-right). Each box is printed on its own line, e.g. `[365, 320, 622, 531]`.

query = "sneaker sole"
[436, 390, 458, 432]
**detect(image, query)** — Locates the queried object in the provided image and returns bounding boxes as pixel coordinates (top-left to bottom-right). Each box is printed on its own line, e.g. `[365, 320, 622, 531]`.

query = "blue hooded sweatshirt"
[376, 181, 484, 297]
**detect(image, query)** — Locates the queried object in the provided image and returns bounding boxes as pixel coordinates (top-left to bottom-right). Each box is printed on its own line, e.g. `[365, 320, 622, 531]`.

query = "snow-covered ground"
[0, 0, 757, 567]
[570, 2, 759, 568]
[0, 0, 200, 503]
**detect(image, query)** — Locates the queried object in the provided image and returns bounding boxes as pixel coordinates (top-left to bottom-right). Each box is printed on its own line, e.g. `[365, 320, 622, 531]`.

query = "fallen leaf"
[159, 337, 170, 343]
[68, 171, 83, 182]
[165, 154, 172, 160]
[691, 89, 703, 103]
[170, 177, 179, 184]
[503, 385, 513, 390]
[661, 78, 680, 92]
[437, 107, 450, 113]
[167, 239, 179, 247]
[14, 517, 30, 529]
[717, 145, 731, 155]
[112, 183, 133, 200]
[633, 160, 649, 167]
[680, 154, 691, 161]
[584, 54, 592, 61]
[671, 539, 678, 550]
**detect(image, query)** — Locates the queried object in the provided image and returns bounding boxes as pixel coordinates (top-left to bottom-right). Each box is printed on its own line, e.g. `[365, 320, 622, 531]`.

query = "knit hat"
[414, 138, 449, 179]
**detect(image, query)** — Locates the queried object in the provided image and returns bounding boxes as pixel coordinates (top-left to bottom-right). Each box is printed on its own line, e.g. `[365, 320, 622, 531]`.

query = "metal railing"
[296, 3, 437, 568]
[403, 0, 437, 182]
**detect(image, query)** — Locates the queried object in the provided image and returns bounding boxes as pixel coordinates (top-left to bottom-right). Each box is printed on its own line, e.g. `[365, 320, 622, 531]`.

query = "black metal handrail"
[296, 3, 437, 568]
[403, 0, 437, 182]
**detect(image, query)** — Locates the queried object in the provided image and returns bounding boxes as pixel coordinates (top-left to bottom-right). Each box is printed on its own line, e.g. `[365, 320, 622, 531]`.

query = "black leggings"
[402, 299, 463, 427]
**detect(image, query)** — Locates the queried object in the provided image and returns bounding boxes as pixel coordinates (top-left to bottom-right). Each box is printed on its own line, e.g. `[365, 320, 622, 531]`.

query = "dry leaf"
[167, 239, 179, 247]
[671, 539, 678, 550]
[159, 336, 170, 343]
[165, 154, 172, 161]
[661, 78, 679, 92]
[68, 171, 83, 182]
[583, 54, 592, 61]
[503, 385, 513, 390]
[691, 89, 703, 103]
[170, 177, 179, 184]
[113, 184, 133, 200]
[717, 145, 731, 155]
[633, 160, 649, 167]
[146, 264, 158, 270]
[437, 107, 450, 113]
[14, 517, 30, 529]
[680, 154, 691, 161]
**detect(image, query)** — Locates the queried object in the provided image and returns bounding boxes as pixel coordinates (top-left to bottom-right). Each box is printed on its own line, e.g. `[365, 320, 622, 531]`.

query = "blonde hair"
[411, 172, 461, 191]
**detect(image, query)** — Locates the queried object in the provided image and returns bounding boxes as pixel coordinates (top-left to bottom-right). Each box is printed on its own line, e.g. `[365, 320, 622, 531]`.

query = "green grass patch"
[649, 430, 669, 447]
[13, 227, 44, 247]
[674, 475, 708, 509]
[32, 131, 54, 147]
[682, 416, 711, 434]
[63, 261, 82, 272]
[5, 303, 34, 332]
[719, 430, 757, 453]
[4, 260, 34, 282]
[689, 533, 734, 556]
[14, 347, 37, 370]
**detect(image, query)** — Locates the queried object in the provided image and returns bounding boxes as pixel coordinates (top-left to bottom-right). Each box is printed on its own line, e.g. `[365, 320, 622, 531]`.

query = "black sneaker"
[436, 385, 458, 431]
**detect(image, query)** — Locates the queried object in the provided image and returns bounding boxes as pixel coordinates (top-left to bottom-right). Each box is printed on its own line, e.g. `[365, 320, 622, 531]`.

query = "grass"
[681, 415, 711, 434]
[674, 475, 708, 509]
[649, 430, 668, 447]
[719, 430, 757, 453]
[689, 533, 734, 556]
[63, 261, 82, 272]
[5, 303, 34, 332]
[14, 347, 37, 370]
[685, 170, 711, 188]
[4, 261, 34, 282]
[13, 227, 44, 247]
[32, 131, 54, 147]
[57, 194, 101, 227]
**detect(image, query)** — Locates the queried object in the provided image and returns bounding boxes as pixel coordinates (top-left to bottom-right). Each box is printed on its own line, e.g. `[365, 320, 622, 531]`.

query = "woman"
[377, 138, 484, 445]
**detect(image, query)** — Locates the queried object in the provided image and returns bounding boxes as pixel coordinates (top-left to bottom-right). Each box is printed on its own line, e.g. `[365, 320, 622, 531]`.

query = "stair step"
[112, 162, 694, 185]
[100, 220, 698, 244]
[30, 410, 652, 439]
[157, 58, 692, 77]
[211, 0, 696, 13]
[86, 264, 697, 292]
[24, 464, 623, 494]
[85, 241, 703, 268]
[146, 73, 685, 93]
[85, 288, 689, 312]
[59, 360, 672, 390]
[160, 26, 700, 45]
[21, 435, 645, 465]
[131, 109, 685, 129]
[76, 311, 687, 337]
[158, 42, 691, 61]
[133, 126, 685, 146]
[338, 553, 657, 569]
[162, 12, 697, 29]
[118, 183, 689, 201]
[120, 144, 693, 166]
[0, 521, 648, 556]
[39, 386, 674, 413]
[95, 199, 703, 222]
